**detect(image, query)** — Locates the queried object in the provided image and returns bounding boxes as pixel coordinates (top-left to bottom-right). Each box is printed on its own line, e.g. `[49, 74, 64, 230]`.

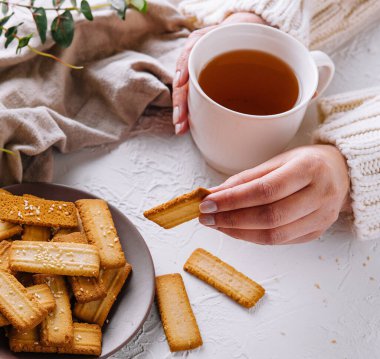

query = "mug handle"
[310, 51, 335, 100]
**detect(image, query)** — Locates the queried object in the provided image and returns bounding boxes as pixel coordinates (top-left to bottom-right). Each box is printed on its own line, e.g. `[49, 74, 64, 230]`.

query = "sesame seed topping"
[53, 327, 59, 331]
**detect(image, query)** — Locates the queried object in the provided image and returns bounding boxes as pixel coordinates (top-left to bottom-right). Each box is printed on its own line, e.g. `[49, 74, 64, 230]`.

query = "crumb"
[335, 258, 339, 264]
[318, 255, 323, 260]
[314, 283, 321, 289]
[367, 256, 370, 261]
[370, 277, 375, 281]
[363, 263, 367, 267]
[331, 339, 337, 344]
[280, 332, 286, 336]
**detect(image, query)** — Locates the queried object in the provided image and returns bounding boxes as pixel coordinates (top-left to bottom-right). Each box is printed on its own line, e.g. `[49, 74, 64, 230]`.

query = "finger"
[174, 27, 216, 88]
[283, 231, 324, 245]
[201, 159, 313, 213]
[174, 120, 189, 135]
[172, 83, 189, 125]
[215, 208, 328, 245]
[209, 153, 288, 193]
[200, 185, 320, 229]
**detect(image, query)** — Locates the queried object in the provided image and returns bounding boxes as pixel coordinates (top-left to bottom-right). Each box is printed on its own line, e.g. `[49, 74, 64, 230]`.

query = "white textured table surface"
[54, 24, 380, 359]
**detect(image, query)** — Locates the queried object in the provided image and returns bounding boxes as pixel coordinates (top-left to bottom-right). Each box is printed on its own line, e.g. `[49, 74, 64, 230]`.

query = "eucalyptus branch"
[0, 0, 148, 69]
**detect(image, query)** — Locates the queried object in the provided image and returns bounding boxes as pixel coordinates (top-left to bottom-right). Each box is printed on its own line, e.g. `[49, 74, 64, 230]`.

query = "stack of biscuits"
[0, 188, 131, 356]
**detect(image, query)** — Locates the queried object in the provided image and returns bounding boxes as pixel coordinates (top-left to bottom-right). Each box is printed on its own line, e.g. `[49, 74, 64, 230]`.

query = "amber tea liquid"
[198, 49, 299, 116]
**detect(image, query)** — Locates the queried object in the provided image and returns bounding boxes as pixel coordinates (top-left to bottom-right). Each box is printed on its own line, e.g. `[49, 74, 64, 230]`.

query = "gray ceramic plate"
[0, 183, 155, 359]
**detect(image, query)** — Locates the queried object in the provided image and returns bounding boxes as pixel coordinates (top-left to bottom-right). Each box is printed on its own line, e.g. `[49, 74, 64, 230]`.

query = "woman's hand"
[172, 12, 267, 135]
[199, 145, 351, 245]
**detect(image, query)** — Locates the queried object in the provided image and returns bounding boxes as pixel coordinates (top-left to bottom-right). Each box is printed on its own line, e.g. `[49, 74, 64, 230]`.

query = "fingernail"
[174, 70, 181, 86]
[173, 106, 180, 125]
[199, 214, 215, 226]
[199, 200, 217, 213]
[175, 122, 184, 135]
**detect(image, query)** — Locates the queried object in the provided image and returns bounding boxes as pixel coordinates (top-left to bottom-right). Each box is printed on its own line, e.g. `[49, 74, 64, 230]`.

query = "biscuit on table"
[76, 199, 126, 269]
[0, 283, 56, 327]
[144, 187, 211, 229]
[8, 322, 102, 356]
[184, 248, 265, 308]
[155, 273, 202, 352]
[53, 232, 107, 303]
[0, 194, 78, 228]
[74, 262, 132, 326]
[9, 240, 100, 277]
[0, 270, 47, 330]
[33, 274, 73, 347]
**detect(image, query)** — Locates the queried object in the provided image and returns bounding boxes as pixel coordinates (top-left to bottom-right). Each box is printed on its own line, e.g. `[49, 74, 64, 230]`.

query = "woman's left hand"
[199, 145, 351, 245]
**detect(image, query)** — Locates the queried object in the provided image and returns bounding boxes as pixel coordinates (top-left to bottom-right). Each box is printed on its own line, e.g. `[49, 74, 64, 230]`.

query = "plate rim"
[2, 182, 156, 359]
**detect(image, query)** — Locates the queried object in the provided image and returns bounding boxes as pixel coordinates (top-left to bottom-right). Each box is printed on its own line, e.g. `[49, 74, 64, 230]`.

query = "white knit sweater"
[179, 0, 380, 241]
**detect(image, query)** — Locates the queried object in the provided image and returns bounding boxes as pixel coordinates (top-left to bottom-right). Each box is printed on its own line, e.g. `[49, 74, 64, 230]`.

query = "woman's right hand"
[172, 12, 268, 135]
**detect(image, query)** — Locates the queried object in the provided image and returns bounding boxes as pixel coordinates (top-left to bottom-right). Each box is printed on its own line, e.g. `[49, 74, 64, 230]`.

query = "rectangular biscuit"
[9, 240, 100, 277]
[0, 270, 47, 330]
[76, 199, 126, 269]
[184, 248, 265, 308]
[0, 283, 56, 327]
[0, 240, 12, 273]
[8, 323, 102, 356]
[155, 273, 202, 352]
[22, 225, 51, 241]
[74, 263, 132, 326]
[0, 194, 78, 228]
[53, 232, 106, 303]
[0, 221, 23, 241]
[144, 187, 211, 229]
[33, 274, 73, 346]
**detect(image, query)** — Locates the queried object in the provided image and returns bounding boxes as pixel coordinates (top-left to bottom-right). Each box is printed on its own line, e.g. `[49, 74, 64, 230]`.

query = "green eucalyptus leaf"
[51, 10, 74, 48]
[16, 34, 32, 54]
[130, 0, 147, 12]
[0, 12, 13, 26]
[33, 7, 47, 43]
[4, 25, 17, 48]
[110, 0, 127, 20]
[80, 0, 93, 21]
[2, 2, 8, 15]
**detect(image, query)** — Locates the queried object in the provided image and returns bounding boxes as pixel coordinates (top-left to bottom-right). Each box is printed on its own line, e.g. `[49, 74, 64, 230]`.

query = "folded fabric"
[0, 0, 190, 185]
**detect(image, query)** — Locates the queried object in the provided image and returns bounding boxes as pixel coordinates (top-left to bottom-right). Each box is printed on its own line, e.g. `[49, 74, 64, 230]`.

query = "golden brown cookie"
[0, 270, 47, 330]
[0, 194, 78, 228]
[22, 225, 51, 241]
[76, 199, 126, 269]
[33, 274, 73, 347]
[74, 263, 132, 326]
[184, 248, 265, 308]
[155, 273, 202, 352]
[144, 187, 210, 229]
[9, 240, 100, 277]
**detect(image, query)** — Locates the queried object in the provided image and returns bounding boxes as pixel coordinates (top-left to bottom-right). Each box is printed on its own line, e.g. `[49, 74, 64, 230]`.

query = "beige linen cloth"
[0, 0, 189, 185]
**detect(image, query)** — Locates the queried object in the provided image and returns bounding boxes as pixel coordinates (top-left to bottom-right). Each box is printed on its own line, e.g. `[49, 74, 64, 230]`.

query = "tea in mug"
[198, 49, 299, 116]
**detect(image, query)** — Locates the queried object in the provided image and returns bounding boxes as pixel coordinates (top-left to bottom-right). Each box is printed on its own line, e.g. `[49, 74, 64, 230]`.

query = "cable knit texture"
[314, 88, 380, 241]
[179, 0, 380, 52]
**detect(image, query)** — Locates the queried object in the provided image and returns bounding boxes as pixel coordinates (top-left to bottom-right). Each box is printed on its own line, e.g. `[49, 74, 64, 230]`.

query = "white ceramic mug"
[188, 23, 335, 175]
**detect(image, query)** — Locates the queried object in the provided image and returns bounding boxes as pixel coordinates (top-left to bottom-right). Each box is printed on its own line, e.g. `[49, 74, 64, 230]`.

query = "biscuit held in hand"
[184, 248, 265, 308]
[156, 273, 202, 352]
[144, 187, 211, 229]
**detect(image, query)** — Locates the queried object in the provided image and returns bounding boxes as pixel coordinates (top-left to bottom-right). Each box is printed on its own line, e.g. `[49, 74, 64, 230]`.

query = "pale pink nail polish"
[199, 200, 217, 213]
[199, 214, 216, 226]
[173, 106, 180, 125]
[175, 122, 184, 135]
[174, 70, 181, 86]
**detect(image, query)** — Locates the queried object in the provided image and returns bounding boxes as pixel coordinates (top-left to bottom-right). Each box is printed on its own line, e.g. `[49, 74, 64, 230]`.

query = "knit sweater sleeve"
[178, 0, 312, 46]
[313, 88, 380, 241]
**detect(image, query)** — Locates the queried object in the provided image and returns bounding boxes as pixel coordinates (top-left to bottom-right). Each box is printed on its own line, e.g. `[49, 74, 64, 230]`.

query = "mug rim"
[188, 23, 319, 120]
